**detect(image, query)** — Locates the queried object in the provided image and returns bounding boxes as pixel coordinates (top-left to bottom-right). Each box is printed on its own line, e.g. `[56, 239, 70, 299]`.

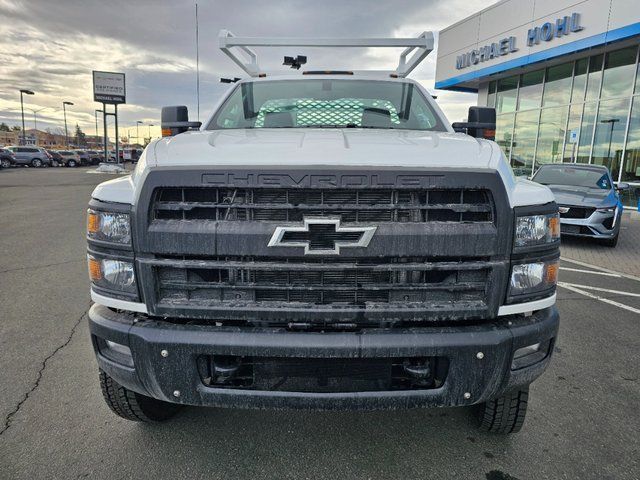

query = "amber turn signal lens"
[87, 211, 100, 234]
[549, 215, 560, 239]
[546, 262, 559, 284]
[162, 128, 173, 137]
[88, 257, 102, 281]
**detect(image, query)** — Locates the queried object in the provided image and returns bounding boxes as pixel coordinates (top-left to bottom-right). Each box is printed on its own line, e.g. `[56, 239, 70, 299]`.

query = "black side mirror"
[161, 106, 202, 137]
[452, 107, 496, 141]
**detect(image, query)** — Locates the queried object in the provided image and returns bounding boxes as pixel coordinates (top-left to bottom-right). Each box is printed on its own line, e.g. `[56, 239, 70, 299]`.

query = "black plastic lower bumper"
[89, 304, 559, 410]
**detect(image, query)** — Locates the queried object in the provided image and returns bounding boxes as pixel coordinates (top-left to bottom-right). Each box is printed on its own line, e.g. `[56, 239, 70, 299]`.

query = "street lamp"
[27, 107, 52, 145]
[62, 101, 74, 147]
[136, 120, 143, 144]
[19, 89, 34, 145]
[95, 109, 103, 139]
[148, 123, 154, 140]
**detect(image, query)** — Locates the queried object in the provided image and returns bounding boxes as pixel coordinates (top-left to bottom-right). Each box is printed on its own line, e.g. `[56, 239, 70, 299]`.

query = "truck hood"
[152, 129, 496, 169]
[93, 129, 555, 208]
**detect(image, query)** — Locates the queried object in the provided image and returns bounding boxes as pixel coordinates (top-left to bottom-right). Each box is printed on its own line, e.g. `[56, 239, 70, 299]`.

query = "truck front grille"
[149, 256, 492, 313]
[152, 187, 494, 224]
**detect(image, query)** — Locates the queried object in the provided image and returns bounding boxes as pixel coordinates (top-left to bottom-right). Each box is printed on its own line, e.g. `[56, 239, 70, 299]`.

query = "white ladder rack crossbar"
[218, 29, 434, 78]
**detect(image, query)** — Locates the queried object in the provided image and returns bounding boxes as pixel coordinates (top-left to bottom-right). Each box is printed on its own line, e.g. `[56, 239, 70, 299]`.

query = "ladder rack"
[218, 29, 434, 78]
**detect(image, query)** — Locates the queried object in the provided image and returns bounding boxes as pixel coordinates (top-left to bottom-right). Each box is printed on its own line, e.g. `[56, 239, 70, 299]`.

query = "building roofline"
[439, 0, 507, 34]
[436, 21, 640, 91]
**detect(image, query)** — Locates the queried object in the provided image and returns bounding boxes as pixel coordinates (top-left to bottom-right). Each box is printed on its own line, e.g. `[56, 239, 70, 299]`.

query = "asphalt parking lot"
[0, 167, 639, 480]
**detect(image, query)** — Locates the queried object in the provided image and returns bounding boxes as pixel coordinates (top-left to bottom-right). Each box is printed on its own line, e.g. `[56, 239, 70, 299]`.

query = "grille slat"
[153, 188, 494, 224]
[152, 256, 490, 308]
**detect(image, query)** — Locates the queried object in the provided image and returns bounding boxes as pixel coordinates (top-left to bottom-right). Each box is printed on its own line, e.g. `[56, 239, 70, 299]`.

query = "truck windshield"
[208, 79, 446, 131]
[533, 166, 612, 190]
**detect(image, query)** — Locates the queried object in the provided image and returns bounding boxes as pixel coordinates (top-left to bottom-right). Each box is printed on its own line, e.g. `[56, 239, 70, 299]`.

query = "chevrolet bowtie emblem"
[268, 218, 377, 255]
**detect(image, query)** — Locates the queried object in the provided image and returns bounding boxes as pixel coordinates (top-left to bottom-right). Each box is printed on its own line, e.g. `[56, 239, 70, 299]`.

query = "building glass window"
[483, 45, 640, 203]
[511, 109, 540, 176]
[496, 76, 518, 113]
[518, 70, 544, 110]
[601, 47, 638, 99]
[536, 106, 569, 167]
[585, 54, 603, 101]
[577, 102, 597, 163]
[563, 103, 584, 162]
[487, 81, 497, 108]
[623, 96, 640, 182]
[543, 63, 573, 107]
[496, 113, 514, 160]
[571, 58, 588, 103]
[592, 97, 630, 180]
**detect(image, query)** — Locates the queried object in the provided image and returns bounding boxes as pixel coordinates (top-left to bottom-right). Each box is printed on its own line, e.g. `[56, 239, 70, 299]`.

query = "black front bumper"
[89, 304, 558, 410]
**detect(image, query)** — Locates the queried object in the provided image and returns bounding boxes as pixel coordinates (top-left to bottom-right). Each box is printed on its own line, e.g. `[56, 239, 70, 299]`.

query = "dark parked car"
[57, 150, 81, 167]
[46, 150, 64, 167]
[0, 147, 16, 168]
[74, 150, 91, 166]
[85, 150, 104, 165]
[5, 146, 52, 167]
[532, 164, 627, 247]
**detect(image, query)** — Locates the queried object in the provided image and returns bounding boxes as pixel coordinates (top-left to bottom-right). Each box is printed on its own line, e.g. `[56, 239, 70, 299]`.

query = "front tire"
[31, 158, 42, 168]
[67, 159, 77, 168]
[476, 387, 529, 434]
[99, 370, 180, 422]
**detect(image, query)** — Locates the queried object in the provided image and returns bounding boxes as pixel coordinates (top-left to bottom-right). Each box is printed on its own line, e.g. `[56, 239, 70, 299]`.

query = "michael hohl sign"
[93, 71, 126, 104]
[456, 12, 584, 70]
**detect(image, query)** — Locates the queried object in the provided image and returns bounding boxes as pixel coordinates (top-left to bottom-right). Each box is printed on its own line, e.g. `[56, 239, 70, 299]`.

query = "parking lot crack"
[0, 308, 88, 437]
[0, 258, 84, 274]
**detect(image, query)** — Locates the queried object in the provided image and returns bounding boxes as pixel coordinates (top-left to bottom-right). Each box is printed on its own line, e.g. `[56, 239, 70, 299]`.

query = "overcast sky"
[0, 0, 486, 140]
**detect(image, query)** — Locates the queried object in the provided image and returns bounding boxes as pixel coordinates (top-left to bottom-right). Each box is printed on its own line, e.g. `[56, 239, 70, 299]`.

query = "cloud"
[0, 0, 486, 137]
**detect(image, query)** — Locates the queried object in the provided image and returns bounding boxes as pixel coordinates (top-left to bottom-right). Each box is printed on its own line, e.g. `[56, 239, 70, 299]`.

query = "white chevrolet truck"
[87, 32, 559, 433]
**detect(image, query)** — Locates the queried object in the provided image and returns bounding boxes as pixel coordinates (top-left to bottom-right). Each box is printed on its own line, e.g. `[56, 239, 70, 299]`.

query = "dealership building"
[435, 0, 640, 207]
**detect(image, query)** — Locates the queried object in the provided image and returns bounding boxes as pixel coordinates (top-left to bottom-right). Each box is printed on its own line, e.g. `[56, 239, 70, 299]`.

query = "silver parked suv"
[5, 146, 52, 167]
[531, 164, 627, 247]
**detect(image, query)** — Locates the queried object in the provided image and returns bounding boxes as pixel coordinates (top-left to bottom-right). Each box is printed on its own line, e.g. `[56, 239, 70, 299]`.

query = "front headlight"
[509, 259, 558, 296]
[88, 255, 137, 294]
[596, 207, 616, 213]
[87, 210, 131, 244]
[514, 213, 560, 248]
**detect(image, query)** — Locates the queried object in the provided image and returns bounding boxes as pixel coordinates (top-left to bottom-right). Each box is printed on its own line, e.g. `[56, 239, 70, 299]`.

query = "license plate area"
[196, 355, 449, 393]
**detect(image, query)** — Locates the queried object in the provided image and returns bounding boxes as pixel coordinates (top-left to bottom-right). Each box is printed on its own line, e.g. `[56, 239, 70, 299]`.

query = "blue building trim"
[435, 21, 640, 91]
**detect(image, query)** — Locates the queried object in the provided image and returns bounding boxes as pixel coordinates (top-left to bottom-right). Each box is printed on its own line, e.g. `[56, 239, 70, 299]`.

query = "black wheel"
[51, 160, 59, 167]
[602, 233, 619, 248]
[0, 158, 11, 168]
[67, 159, 77, 168]
[476, 387, 529, 434]
[31, 158, 42, 168]
[99, 370, 180, 422]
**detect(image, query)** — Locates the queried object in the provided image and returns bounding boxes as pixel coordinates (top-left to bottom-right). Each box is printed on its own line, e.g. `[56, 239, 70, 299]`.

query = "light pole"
[19, 89, 34, 145]
[27, 107, 51, 145]
[136, 120, 143, 144]
[600, 118, 620, 164]
[62, 101, 74, 147]
[95, 109, 103, 141]
[148, 123, 154, 141]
